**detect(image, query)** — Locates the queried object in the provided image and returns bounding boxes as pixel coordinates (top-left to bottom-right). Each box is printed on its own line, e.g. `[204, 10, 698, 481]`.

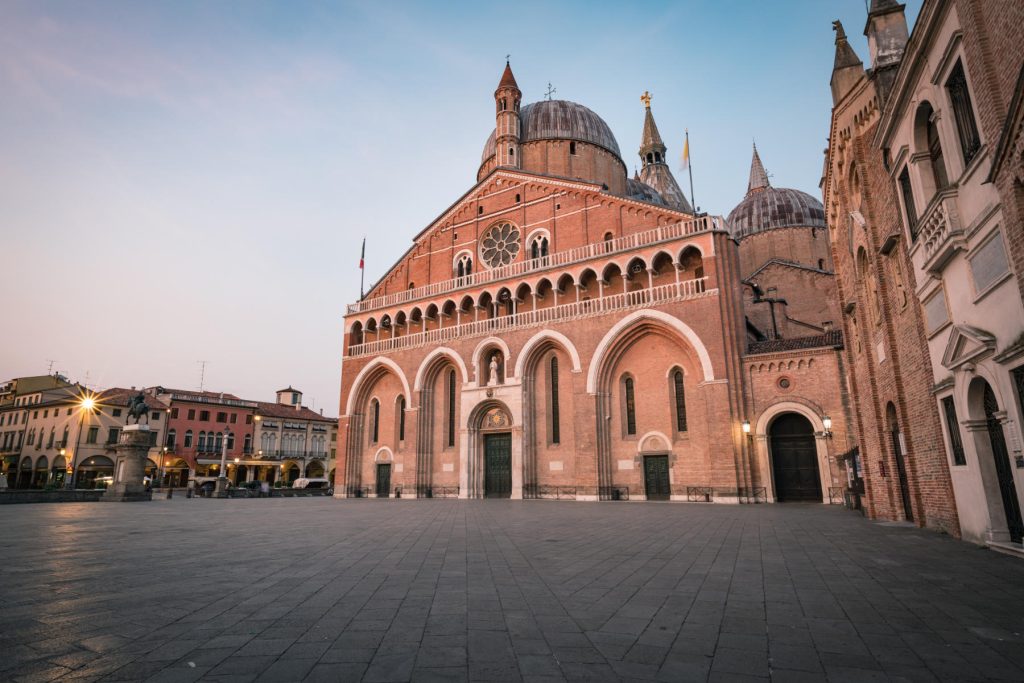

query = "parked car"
[292, 477, 330, 490]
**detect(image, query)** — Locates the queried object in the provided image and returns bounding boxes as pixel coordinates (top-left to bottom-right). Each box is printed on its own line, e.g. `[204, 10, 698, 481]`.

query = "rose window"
[480, 222, 520, 268]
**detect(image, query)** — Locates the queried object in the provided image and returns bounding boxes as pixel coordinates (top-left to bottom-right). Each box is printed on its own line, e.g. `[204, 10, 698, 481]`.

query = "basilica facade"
[336, 63, 853, 505]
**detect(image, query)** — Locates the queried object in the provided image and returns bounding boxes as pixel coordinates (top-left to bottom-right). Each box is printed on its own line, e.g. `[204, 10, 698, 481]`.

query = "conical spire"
[636, 92, 692, 212]
[748, 143, 769, 194]
[832, 20, 863, 71]
[498, 60, 519, 91]
[640, 91, 665, 153]
[869, 0, 901, 15]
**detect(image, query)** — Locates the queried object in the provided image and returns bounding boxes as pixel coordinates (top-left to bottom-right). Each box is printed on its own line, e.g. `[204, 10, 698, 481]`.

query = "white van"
[291, 477, 330, 490]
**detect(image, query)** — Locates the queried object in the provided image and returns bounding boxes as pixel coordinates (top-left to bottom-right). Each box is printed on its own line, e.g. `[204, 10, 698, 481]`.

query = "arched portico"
[514, 329, 582, 377]
[753, 401, 832, 503]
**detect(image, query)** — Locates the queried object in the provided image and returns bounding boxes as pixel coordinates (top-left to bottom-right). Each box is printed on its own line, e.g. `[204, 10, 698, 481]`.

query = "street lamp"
[66, 393, 98, 490]
[822, 415, 833, 439]
[215, 427, 232, 497]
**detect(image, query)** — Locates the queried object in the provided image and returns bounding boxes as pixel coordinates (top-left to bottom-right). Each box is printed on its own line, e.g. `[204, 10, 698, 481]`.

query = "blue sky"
[0, 0, 921, 413]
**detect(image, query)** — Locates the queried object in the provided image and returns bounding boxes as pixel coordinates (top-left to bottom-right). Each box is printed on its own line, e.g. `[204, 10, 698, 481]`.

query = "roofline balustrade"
[347, 215, 723, 315]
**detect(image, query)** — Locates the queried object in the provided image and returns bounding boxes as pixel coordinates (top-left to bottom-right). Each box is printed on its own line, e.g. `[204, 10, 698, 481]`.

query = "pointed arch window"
[550, 356, 560, 444]
[197, 431, 206, 451]
[530, 236, 549, 260]
[623, 376, 637, 436]
[398, 396, 406, 442]
[370, 399, 380, 444]
[672, 370, 687, 433]
[447, 369, 456, 448]
[456, 254, 473, 279]
[184, 430, 193, 448]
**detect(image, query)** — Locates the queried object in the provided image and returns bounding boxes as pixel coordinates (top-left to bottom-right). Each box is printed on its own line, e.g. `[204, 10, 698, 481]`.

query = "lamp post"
[58, 448, 66, 487]
[215, 427, 231, 497]
[158, 446, 168, 488]
[65, 395, 97, 490]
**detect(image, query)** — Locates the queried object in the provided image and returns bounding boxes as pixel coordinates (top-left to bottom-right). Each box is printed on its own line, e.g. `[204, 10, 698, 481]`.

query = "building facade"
[825, 0, 1024, 547]
[336, 64, 855, 504]
[252, 386, 337, 485]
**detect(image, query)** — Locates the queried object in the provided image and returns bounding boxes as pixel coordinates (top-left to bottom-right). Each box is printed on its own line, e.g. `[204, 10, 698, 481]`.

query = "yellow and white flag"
[680, 132, 690, 171]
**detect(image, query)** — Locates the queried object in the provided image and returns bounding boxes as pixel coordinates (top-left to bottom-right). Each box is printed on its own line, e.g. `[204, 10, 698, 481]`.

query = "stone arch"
[414, 347, 469, 392]
[374, 446, 394, 462]
[637, 430, 671, 454]
[345, 357, 412, 416]
[514, 329, 582, 377]
[413, 347, 466, 497]
[462, 399, 518, 500]
[472, 337, 513, 383]
[752, 401, 830, 504]
[587, 309, 715, 393]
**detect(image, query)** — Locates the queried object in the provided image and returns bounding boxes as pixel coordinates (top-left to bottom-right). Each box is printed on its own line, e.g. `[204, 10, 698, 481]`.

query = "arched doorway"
[885, 403, 914, 521]
[16, 456, 32, 489]
[306, 461, 324, 478]
[33, 456, 49, 489]
[983, 383, 1023, 543]
[285, 463, 300, 484]
[481, 408, 512, 498]
[76, 456, 114, 489]
[464, 402, 515, 499]
[769, 414, 821, 502]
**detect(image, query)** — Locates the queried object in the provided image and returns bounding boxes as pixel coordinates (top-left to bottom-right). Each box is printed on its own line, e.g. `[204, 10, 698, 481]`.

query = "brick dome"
[481, 100, 623, 164]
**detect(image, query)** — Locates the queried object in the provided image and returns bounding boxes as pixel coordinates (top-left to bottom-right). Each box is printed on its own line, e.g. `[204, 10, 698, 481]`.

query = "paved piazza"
[3, 500, 1024, 682]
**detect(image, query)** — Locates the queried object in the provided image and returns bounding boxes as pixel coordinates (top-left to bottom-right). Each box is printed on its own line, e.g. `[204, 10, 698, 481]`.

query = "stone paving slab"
[1, 498, 1024, 682]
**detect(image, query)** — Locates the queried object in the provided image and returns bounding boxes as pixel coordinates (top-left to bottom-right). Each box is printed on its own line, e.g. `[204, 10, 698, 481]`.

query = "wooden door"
[770, 414, 822, 502]
[376, 463, 391, 498]
[985, 385, 1023, 543]
[643, 455, 670, 500]
[484, 433, 511, 498]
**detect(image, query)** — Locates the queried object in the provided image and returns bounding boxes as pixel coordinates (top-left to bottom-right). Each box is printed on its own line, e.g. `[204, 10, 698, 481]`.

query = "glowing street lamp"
[65, 392, 99, 490]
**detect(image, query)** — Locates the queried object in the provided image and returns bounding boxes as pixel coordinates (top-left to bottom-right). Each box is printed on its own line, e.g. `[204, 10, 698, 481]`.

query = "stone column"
[102, 425, 153, 502]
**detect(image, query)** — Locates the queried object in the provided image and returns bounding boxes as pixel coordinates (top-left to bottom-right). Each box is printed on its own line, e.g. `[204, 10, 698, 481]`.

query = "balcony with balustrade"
[348, 276, 714, 357]
[347, 215, 722, 315]
[915, 186, 966, 275]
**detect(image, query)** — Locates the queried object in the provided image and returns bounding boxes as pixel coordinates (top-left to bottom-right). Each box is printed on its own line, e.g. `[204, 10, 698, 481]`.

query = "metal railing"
[349, 277, 713, 357]
[687, 486, 714, 502]
[738, 487, 767, 504]
[828, 486, 845, 505]
[599, 486, 630, 501]
[523, 484, 576, 500]
[347, 215, 722, 314]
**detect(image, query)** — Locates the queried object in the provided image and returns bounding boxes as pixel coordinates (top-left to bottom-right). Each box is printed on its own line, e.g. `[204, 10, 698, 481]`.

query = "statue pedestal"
[102, 424, 153, 502]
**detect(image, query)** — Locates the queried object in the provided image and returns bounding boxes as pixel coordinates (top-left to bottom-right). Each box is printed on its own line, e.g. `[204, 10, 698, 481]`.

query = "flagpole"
[686, 129, 696, 214]
[359, 237, 366, 300]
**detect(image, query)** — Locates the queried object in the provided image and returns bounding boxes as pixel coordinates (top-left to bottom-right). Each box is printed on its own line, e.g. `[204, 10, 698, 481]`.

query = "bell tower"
[494, 60, 522, 169]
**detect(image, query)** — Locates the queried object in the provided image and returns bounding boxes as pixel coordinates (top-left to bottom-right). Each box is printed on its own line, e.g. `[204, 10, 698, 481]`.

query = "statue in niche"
[488, 352, 502, 386]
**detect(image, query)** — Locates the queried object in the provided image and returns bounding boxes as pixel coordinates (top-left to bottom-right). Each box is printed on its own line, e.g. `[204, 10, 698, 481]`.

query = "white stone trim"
[472, 337, 513, 382]
[413, 347, 470, 392]
[344, 357, 411, 417]
[753, 402, 830, 504]
[514, 329, 583, 377]
[586, 309, 715, 392]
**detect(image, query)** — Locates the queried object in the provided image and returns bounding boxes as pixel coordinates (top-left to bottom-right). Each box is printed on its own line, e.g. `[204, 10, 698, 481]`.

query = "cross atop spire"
[640, 90, 652, 108]
[748, 142, 770, 194]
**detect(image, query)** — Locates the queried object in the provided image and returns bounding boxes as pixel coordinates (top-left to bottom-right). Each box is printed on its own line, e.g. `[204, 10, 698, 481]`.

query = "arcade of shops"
[3, 453, 332, 489]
